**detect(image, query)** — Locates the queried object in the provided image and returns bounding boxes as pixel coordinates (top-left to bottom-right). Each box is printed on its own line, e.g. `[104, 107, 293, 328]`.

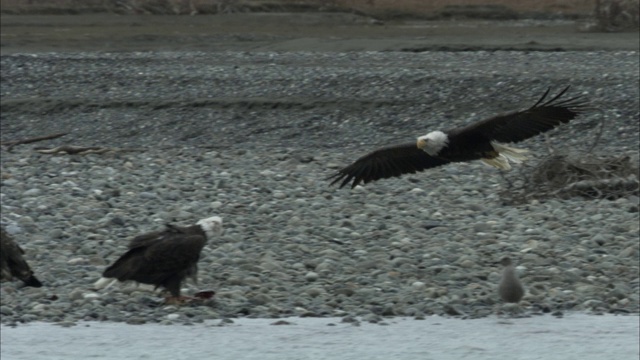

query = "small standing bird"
[498, 257, 525, 303]
[0, 227, 43, 287]
[94, 216, 223, 304]
[329, 86, 589, 189]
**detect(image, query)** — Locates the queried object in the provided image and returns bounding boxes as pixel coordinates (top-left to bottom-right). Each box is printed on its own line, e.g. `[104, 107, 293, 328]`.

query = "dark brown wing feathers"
[0, 227, 43, 287]
[329, 86, 588, 189]
[453, 85, 589, 144]
[127, 224, 198, 249]
[102, 225, 206, 296]
[328, 143, 450, 189]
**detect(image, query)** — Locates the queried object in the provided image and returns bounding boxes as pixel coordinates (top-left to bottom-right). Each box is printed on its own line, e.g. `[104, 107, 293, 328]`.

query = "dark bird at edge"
[1, 227, 43, 287]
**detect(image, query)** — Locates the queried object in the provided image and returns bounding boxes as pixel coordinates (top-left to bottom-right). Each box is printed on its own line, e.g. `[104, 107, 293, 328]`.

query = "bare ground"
[1, 13, 638, 54]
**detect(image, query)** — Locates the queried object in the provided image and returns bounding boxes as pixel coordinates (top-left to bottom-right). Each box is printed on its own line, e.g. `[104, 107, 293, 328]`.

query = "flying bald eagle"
[94, 216, 223, 304]
[1, 227, 43, 287]
[329, 86, 589, 189]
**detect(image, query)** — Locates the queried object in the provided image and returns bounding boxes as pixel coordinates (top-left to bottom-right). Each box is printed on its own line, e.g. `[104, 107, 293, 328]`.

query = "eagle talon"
[164, 295, 196, 305]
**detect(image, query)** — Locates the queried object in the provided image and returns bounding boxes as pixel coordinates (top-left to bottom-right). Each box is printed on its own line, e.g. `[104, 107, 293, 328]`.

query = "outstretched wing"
[453, 86, 589, 143]
[328, 143, 450, 189]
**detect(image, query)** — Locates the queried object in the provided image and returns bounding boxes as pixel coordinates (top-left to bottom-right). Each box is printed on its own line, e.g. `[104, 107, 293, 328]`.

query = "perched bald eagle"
[1, 227, 43, 287]
[329, 86, 589, 189]
[94, 216, 223, 304]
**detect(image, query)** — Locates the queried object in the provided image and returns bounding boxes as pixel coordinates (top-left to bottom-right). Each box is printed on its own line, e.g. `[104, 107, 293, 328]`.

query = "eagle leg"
[163, 278, 203, 305]
[164, 291, 215, 304]
[164, 295, 196, 305]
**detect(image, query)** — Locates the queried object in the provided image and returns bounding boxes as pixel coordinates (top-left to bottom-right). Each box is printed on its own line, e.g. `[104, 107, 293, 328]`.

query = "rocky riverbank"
[1, 28, 638, 325]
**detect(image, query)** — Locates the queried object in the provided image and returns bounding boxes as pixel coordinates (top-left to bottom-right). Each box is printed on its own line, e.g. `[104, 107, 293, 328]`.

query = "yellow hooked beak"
[416, 138, 427, 149]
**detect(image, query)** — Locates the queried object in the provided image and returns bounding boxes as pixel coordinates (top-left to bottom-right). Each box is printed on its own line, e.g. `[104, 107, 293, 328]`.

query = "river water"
[1, 314, 638, 360]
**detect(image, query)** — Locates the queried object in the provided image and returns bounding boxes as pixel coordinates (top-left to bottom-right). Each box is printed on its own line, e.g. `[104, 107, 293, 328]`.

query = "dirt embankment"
[1, 0, 638, 54]
[0, 0, 595, 19]
[1, 12, 639, 54]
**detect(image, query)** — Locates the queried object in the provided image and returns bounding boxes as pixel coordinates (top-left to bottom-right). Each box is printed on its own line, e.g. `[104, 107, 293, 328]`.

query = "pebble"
[0, 50, 637, 326]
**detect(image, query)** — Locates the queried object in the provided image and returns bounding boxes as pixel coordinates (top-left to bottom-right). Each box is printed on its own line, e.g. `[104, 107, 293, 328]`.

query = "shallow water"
[1, 314, 638, 360]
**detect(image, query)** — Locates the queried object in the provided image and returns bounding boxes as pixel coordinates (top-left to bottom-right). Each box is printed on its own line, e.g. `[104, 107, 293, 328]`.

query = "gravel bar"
[1, 50, 638, 325]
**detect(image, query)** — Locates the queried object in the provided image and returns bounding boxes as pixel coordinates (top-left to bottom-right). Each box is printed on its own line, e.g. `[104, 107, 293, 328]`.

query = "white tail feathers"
[492, 142, 529, 162]
[93, 278, 158, 292]
[481, 142, 529, 170]
[481, 155, 511, 170]
[93, 277, 117, 290]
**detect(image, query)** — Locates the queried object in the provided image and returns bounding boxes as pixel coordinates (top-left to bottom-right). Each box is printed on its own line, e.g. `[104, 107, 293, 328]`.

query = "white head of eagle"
[416, 131, 449, 156]
[197, 216, 223, 239]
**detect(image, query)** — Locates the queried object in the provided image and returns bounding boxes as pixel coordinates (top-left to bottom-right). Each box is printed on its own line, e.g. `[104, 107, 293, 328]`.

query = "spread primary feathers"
[329, 86, 589, 189]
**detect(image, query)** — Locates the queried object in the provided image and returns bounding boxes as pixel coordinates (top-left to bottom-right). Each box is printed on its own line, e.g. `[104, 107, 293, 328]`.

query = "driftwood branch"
[1, 132, 68, 152]
[499, 154, 639, 204]
[34, 145, 144, 155]
[553, 175, 639, 198]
